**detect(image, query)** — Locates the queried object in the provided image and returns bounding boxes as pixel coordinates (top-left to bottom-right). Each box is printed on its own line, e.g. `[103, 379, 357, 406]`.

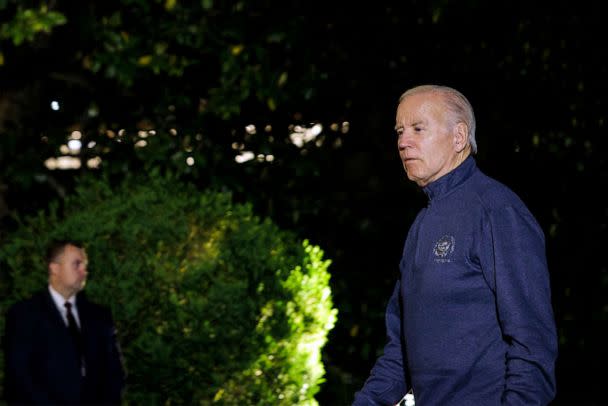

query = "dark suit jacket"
[3, 290, 125, 405]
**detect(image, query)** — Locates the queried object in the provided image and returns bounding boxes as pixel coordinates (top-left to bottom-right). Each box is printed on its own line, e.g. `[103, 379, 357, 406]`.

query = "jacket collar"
[422, 155, 477, 202]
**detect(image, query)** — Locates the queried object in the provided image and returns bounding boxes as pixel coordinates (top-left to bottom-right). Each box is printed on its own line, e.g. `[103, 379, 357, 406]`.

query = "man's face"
[395, 92, 461, 187]
[50, 244, 88, 298]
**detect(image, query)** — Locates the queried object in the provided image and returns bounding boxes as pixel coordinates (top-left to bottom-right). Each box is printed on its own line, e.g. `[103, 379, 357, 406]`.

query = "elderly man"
[353, 85, 557, 405]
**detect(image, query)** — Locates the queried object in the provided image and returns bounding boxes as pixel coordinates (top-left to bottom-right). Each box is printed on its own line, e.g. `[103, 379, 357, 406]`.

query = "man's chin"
[405, 173, 428, 187]
[405, 170, 418, 182]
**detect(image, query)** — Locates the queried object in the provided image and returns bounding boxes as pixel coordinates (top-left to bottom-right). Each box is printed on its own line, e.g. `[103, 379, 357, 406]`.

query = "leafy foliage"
[0, 175, 337, 404]
[0, 3, 66, 46]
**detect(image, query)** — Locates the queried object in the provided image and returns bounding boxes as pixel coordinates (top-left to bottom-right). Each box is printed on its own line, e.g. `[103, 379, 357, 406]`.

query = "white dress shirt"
[48, 285, 81, 329]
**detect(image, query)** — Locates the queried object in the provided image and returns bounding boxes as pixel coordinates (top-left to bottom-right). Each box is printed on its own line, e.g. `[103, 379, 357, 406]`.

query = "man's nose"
[398, 133, 412, 150]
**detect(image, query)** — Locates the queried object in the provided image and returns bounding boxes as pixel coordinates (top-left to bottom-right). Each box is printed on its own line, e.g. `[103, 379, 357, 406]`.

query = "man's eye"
[414, 126, 422, 132]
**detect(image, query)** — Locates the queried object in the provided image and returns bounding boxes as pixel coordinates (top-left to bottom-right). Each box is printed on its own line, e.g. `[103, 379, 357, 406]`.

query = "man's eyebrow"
[394, 121, 425, 131]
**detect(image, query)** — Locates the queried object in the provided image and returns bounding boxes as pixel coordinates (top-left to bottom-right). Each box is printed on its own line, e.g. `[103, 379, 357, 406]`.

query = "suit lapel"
[33, 290, 83, 402]
[42, 289, 67, 330]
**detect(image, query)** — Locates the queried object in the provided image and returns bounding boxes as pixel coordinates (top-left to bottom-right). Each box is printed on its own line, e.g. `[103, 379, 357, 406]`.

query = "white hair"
[399, 85, 477, 154]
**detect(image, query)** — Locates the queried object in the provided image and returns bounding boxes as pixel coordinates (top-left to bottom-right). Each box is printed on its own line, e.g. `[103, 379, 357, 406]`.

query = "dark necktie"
[64, 302, 85, 375]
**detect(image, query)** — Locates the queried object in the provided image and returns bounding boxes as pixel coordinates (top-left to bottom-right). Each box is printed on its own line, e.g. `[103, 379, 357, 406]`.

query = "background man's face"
[50, 244, 88, 297]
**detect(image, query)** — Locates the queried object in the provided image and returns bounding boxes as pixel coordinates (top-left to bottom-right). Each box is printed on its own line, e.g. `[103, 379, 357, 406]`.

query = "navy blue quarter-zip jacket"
[354, 156, 557, 405]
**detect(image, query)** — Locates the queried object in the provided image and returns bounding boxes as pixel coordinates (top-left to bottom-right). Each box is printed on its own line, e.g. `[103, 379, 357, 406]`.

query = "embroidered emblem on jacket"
[433, 235, 455, 263]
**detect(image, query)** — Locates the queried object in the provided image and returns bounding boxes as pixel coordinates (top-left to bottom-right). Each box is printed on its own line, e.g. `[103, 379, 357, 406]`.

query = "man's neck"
[48, 282, 76, 301]
[454, 147, 472, 168]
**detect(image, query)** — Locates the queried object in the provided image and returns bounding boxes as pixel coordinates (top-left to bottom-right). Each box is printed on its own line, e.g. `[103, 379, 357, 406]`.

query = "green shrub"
[0, 175, 337, 405]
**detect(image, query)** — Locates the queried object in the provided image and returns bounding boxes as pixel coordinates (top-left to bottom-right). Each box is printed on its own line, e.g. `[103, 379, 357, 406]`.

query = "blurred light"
[59, 145, 70, 154]
[138, 130, 148, 138]
[87, 141, 96, 148]
[134, 140, 147, 148]
[265, 125, 272, 132]
[86, 156, 102, 168]
[45, 156, 81, 170]
[118, 129, 126, 137]
[186, 156, 195, 166]
[265, 154, 275, 162]
[257, 154, 265, 162]
[51, 101, 60, 111]
[170, 128, 177, 136]
[235, 151, 255, 163]
[44, 158, 57, 170]
[149, 130, 156, 136]
[106, 130, 116, 139]
[341, 121, 350, 133]
[290, 133, 304, 147]
[70, 130, 82, 140]
[67, 139, 82, 152]
[330, 123, 339, 131]
[245, 124, 256, 134]
[289, 123, 323, 148]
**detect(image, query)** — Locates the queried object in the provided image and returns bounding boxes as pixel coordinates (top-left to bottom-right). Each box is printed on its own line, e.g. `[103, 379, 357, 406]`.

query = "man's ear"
[49, 262, 58, 276]
[453, 122, 468, 153]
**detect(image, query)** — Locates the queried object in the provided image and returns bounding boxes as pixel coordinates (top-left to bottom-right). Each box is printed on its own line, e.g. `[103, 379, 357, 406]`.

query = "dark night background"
[1, 1, 607, 404]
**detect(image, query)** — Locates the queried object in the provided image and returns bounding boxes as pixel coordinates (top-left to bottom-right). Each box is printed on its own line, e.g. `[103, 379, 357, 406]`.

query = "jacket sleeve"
[4, 302, 51, 404]
[480, 205, 558, 405]
[353, 281, 407, 406]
